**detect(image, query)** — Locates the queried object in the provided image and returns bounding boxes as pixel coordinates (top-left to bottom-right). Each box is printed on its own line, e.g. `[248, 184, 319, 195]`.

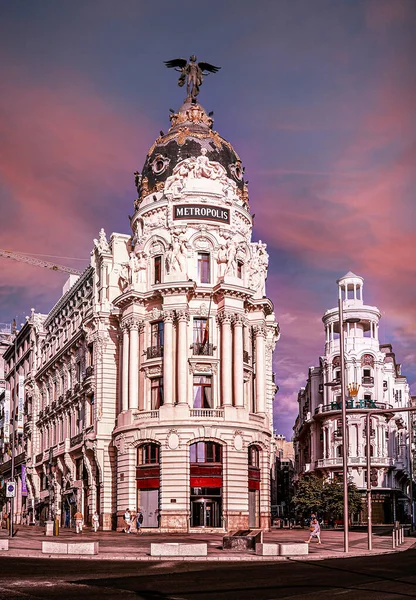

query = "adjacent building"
[294, 272, 412, 523]
[0, 93, 280, 531]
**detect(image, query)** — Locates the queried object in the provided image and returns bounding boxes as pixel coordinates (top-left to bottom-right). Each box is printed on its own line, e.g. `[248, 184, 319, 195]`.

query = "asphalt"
[1, 525, 414, 561]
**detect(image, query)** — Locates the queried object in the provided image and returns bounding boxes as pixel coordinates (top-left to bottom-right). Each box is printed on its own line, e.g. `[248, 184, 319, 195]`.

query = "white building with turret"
[294, 273, 411, 524]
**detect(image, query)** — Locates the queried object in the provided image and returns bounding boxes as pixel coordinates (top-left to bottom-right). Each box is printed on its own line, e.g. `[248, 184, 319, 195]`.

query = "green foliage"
[292, 474, 363, 519]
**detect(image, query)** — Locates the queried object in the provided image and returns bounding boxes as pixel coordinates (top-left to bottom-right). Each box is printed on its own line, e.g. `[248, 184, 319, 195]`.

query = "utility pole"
[8, 329, 17, 538]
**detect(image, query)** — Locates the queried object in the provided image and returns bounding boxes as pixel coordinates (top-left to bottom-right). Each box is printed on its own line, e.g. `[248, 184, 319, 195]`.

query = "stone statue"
[136, 251, 147, 284]
[128, 252, 139, 284]
[167, 232, 188, 275]
[225, 239, 238, 276]
[164, 56, 221, 100]
[118, 263, 129, 292]
[94, 228, 110, 253]
[217, 245, 228, 279]
[248, 241, 269, 296]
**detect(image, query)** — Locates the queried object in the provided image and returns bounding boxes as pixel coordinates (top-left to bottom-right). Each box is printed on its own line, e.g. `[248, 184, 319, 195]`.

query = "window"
[137, 443, 160, 465]
[197, 253, 210, 284]
[151, 321, 164, 347]
[151, 377, 164, 409]
[193, 375, 212, 408]
[193, 318, 208, 344]
[154, 255, 162, 284]
[363, 368, 371, 378]
[237, 260, 243, 278]
[248, 446, 260, 468]
[76, 361, 82, 383]
[190, 441, 222, 463]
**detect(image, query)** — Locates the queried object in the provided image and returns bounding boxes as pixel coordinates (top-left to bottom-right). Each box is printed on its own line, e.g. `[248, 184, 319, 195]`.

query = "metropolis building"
[294, 273, 411, 523]
[0, 84, 280, 532]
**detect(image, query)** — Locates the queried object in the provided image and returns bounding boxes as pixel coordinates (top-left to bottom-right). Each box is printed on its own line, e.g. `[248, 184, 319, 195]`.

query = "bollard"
[54, 518, 59, 536]
[392, 530, 396, 548]
[400, 527, 404, 544]
[396, 528, 400, 546]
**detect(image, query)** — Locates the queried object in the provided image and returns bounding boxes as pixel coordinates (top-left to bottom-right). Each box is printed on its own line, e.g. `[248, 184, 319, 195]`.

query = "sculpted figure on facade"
[93, 228, 110, 254]
[166, 231, 188, 276]
[118, 263, 130, 292]
[248, 240, 269, 297]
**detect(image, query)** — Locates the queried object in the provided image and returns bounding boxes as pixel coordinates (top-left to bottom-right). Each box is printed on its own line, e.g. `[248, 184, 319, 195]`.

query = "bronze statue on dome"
[164, 55, 220, 100]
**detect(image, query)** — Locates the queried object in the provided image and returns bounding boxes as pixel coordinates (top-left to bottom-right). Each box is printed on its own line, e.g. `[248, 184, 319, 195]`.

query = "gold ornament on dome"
[347, 383, 360, 398]
[177, 127, 190, 146]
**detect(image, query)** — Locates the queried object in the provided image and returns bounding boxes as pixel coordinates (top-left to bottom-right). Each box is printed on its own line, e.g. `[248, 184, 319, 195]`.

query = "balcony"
[146, 345, 163, 359]
[70, 432, 83, 447]
[315, 399, 393, 415]
[316, 456, 393, 468]
[362, 376, 374, 385]
[192, 342, 213, 356]
[190, 408, 224, 419]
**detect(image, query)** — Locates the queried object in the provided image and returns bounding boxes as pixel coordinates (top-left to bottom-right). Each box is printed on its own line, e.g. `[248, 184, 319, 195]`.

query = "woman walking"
[306, 518, 322, 544]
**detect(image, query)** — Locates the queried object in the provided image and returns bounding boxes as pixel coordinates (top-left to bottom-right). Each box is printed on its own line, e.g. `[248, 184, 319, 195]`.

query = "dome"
[137, 99, 245, 202]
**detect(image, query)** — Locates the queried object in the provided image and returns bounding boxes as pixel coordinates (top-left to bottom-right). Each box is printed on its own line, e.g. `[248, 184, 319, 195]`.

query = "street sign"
[6, 480, 16, 498]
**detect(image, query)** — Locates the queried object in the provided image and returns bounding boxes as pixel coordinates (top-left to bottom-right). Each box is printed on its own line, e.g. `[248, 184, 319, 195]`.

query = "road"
[1, 548, 416, 599]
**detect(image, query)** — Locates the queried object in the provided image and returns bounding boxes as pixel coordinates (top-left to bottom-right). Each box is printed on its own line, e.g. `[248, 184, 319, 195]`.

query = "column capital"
[253, 325, 267, 338]
[163, 310, 175, 323]
[124, 317, 142, 331]
[217, 311, 233, 325]
[233, 314, 244, 326]
[176, 309, 190, 322]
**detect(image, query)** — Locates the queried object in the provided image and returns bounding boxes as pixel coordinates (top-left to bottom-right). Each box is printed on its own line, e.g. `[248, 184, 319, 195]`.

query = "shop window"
[193, 375, 212, 408]
[150, 377, 164, 409]
[190, 441, 222, 463]
[154, 255, 162, 284]
[137, 443, 160, 465]
[197, 252, 210, 284]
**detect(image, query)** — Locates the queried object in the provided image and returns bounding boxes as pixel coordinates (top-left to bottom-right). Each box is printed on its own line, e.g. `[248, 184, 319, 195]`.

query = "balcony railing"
[146, 345, 163, 359]
[315, 400, 392, 414]
[316, 456, 393, 468]
[192, 342, 214, 356]
[362, 376, 374, 385]
[134, 410, 159, 419]
[190, 408, 224, 418]
[70, 432, 83, 447]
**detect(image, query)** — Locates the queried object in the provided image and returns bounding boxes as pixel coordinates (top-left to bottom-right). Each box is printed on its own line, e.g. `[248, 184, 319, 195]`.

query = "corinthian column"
[121, 322, 129, 412]
[219, 312, 233, 406]
[176, 310, 189, 404]
[233, 314, 244, 407]
[128, 318, 141, 410]
[163, 311, 174, 405]
[254, 325, 266, 413]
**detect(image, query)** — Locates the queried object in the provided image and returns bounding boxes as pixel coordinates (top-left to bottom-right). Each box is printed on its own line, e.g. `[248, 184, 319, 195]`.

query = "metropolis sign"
[173, 204, 230, 224]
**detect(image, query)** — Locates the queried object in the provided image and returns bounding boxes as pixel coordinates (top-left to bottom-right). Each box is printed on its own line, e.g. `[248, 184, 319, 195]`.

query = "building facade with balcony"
[294, 272, 411, 524]
[0, 93, 279, 532]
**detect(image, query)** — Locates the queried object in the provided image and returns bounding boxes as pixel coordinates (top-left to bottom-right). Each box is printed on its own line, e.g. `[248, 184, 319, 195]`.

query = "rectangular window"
[193, 318, 208, 344]
[197, 253, 210, 284]
[151, 321, 164, 347]
[151, 377, 164, 409]
[154, 255, 162, 284]
[193, 375, 212, 408]
[237, 260, 243, 278]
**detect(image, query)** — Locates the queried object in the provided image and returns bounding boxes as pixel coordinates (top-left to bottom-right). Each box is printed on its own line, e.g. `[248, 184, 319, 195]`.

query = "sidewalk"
[1, 525, 414, 562]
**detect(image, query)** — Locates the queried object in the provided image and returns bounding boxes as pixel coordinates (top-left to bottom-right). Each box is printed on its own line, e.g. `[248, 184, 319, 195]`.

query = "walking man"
[92, 510, 100, 533]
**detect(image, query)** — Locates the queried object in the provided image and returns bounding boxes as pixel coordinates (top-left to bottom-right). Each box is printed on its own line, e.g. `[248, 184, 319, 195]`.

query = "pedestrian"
[74, 509, 83, 534]
[136, 508, 144, 534]
[123, 508, 132, 533]
[306, 518, 322, 544]
[92, 510, 100, 533]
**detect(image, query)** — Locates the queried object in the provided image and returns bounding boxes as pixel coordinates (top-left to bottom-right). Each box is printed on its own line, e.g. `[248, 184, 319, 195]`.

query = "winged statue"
[164, 55, 221, 100]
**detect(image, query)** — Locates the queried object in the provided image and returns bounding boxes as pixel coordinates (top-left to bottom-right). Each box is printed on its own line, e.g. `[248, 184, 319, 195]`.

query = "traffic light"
[370, 468, 378, 486]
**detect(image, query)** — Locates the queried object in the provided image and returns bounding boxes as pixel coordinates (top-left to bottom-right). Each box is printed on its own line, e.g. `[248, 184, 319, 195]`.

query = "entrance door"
[191, 499, 221, 527]
[248, 490, 260, 528]
[138, 489, 159, 527]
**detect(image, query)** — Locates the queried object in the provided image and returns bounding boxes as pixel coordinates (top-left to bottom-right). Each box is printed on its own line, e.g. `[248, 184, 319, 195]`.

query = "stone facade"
[294, 273, 412, 524]
[0, 96, 280, 532]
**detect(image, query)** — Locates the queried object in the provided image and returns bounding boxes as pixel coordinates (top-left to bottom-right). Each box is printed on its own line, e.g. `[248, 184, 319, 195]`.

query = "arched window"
[137, 443, 160, 465]
[190, 441, 222, 463]
[248, 445, 260, 468]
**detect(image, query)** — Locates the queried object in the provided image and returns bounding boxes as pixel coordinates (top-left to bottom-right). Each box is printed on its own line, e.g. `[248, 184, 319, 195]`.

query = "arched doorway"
[190, 441, 222, 528]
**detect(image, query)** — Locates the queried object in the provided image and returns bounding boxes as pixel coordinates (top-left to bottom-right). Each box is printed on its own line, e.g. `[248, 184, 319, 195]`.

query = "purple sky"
[1, 0, 415, 438]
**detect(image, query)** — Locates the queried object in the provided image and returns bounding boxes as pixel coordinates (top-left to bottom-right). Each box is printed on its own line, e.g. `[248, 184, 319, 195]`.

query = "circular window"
[151, 154, 170, 175]
[229, 161, 244, 181]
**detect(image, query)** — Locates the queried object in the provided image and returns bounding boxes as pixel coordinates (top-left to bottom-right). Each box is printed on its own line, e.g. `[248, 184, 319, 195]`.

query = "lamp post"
[366, 406, 415, 550]
[8, 329, 17, 538]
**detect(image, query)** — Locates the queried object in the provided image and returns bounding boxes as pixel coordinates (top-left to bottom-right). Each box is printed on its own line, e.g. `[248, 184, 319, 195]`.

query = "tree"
[292, 474, 325, 517]
[292, 474, 363, 520]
